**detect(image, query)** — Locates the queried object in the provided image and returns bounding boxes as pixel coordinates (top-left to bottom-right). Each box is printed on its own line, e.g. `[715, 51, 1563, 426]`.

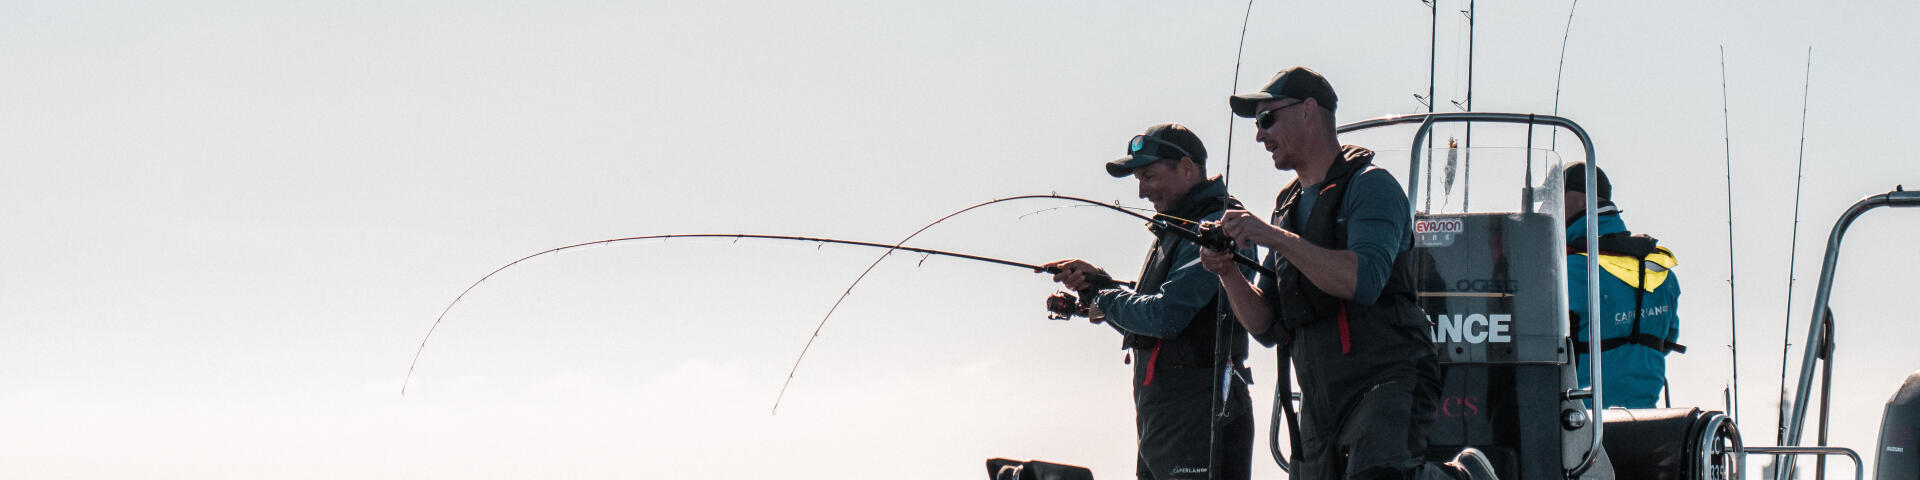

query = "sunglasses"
[1129, 134, 1193, 160]
[1254, 100, 1307, 129]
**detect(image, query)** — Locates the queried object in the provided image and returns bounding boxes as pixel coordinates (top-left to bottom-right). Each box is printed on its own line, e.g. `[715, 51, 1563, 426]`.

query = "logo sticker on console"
[1414, 217, 1465, 247]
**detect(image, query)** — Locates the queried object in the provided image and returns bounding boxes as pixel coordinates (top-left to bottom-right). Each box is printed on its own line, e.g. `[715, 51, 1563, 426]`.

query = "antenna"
[1718, 46, 1741, 423]
[1772, 46, 1813, 477]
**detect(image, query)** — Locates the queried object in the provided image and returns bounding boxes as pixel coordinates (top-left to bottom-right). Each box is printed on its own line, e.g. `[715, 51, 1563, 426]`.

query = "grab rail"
[1338, 112, 1605, 477]
[1772, 187, 1920, 478]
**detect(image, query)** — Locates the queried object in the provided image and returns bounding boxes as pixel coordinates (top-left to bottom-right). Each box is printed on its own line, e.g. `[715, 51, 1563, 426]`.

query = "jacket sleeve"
[1095, 212, 1255, 339]
[1250, 253, 1288, 347]
[1342, 169, 1411, 305]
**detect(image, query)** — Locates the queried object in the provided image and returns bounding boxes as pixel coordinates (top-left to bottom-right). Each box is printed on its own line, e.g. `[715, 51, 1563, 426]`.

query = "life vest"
[1121, 179, 1248, 372]
[1568, 232, 1686, 355]
[1268, 146, 1420, 354]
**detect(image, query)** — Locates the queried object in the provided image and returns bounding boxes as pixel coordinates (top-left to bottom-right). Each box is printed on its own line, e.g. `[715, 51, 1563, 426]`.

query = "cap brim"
[1106, 154, 1162, 177]
[1229, 92, 1276, 118]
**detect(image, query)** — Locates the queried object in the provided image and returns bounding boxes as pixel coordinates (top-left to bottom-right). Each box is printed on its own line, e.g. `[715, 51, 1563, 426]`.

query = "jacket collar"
[1567, 207, 1627, 244]
[1308, 145, 1376, 190]
[1163, 176, 1230, 221]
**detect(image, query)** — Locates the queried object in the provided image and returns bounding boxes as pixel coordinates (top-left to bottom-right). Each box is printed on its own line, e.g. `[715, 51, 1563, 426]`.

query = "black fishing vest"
[1120, 184, 1248, 368]
[1568, 229, 1688, 355]
[1268, 146, 1420, 337]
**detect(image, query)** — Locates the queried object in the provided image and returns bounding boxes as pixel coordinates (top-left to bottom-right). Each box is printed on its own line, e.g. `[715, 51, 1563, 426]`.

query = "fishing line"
[401, 233, 1052, 396]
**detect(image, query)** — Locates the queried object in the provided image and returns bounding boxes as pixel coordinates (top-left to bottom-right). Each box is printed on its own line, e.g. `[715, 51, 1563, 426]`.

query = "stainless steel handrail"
[1337, 112, 1606, 477]
[1749, 445, 1866, 480]
[1772, 187, 1920, 479]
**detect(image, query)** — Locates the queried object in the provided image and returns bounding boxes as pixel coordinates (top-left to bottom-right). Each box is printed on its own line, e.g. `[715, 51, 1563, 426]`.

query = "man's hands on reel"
[1041, 259, 1112, 322]
[1198, 240, 1242, 277]
[1213, 209, 1299, 251]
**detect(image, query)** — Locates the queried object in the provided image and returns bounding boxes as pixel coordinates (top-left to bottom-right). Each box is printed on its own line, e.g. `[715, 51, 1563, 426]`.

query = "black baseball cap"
[1230, 66, 1339, 118]
[1563, 161, 1612, 201]
[1107, 123, 1207, 178]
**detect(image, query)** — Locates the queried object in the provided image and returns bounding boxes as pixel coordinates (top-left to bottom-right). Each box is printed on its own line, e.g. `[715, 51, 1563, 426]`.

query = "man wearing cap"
[1198, 66, 1494, 480]
[1041, 123, 1255, 480]
[1563, 161, 1683, 409]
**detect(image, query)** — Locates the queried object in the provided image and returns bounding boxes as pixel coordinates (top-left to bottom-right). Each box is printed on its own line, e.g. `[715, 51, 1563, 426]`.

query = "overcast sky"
[4, 1, 1917, 478]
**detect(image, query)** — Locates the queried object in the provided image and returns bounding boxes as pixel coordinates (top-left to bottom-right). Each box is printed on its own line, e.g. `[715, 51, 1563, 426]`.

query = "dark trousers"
[1290, 315, 1450, 480]
[1134, 361, 1254, 480]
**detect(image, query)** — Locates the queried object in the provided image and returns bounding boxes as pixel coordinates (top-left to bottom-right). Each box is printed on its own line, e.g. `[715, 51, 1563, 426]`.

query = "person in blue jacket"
[1564, 162, 1684, 409]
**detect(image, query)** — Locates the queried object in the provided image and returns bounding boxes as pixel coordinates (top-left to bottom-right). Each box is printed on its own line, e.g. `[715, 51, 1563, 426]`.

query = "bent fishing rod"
[402, 195, 1271, 397]
[767, 194, 1272, 412]
[399, 233, 1048, 395]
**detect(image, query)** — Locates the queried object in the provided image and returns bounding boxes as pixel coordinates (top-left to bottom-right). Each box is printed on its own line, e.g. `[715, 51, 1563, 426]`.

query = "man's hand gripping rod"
[1043, 219, 1272, 320]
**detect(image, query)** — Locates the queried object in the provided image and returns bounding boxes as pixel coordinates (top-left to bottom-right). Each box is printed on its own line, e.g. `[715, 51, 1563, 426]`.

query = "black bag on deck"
[985, 458, 1095, 480]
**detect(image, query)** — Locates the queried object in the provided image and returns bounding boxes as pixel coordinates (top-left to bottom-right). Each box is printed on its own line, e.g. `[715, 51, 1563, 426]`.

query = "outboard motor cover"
[1876, 370, 1920, 480]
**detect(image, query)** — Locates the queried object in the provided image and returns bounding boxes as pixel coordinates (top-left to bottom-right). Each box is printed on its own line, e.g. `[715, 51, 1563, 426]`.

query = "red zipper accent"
[1337, 303, 1352, 354]
[1142, 340, 1163, 386]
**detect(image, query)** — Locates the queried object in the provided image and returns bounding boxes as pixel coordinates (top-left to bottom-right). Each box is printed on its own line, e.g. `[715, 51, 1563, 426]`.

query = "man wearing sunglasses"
[1199, 67, 1496, 480]
[1041, 123, 1255, 480]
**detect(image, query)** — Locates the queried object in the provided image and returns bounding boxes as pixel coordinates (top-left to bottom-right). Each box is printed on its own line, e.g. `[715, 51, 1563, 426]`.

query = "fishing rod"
[1773, 46, 1813, 477]
[1420, 0, 1437, 213]
[1461, 0, 1474, 211]
[393, 194, 1270, 399]
[1016, 203, 1154, 221]
[1223, 0, 1254, 193]
[1215, 1, 1259, 477]
[768, 193, 1274, 413]
[1549, 0, 1580, 151]
[403, 232, 1055, 396]
[1718, 46, 1741, 423]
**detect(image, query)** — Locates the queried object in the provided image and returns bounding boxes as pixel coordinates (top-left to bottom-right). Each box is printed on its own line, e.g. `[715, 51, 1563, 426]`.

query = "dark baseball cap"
[1106, 123, 1207, 178]
[1230, 66, 1338, 118]
[1563, 161, 1612, 200]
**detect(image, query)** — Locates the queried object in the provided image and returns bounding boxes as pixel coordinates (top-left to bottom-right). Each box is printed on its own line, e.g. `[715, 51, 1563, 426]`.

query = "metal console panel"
[1411, 212, 1567, 365]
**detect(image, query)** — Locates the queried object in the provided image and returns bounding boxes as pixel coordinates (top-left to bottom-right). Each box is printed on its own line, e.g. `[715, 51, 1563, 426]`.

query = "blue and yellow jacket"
[1566, 210, 1682, 408]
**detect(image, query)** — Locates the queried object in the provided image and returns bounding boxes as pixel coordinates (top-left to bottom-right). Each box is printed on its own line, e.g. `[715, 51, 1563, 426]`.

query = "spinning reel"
[1043, 271, 1121, 321]
[1045, 291, 1089, 320]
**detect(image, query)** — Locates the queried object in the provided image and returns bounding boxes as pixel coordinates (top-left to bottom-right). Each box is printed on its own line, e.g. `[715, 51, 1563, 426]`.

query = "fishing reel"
[1195, 221, 1235, 252]
[1045, 291, 1089, 320]
[1151, 219, 1235, 252]
[1043, 270, 1119, 321]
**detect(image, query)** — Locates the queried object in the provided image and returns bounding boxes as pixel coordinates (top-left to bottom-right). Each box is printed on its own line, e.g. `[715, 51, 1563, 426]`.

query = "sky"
[3, 1, 1918, 478]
